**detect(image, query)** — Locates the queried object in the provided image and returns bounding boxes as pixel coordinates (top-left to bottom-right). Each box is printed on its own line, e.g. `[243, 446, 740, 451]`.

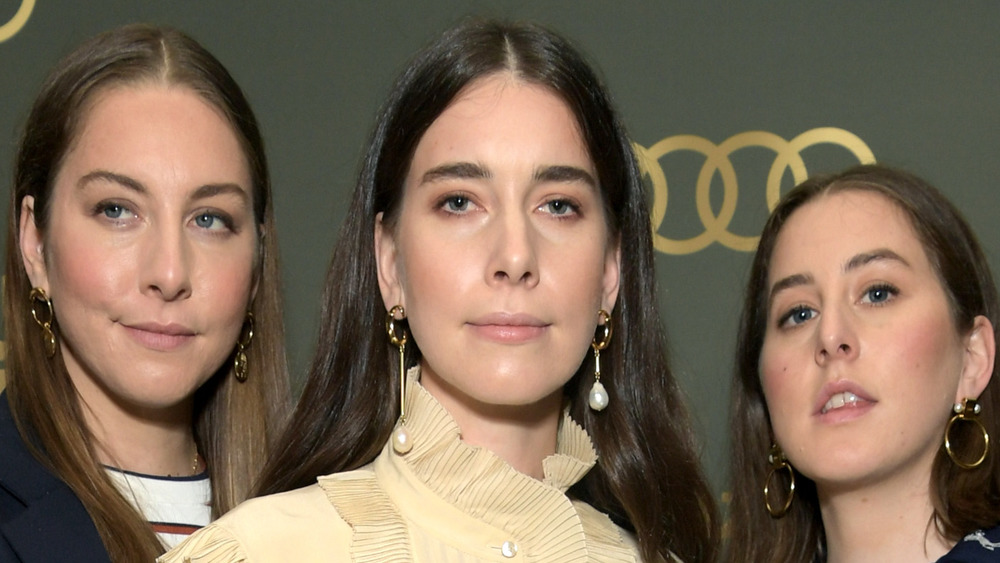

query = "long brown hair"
[256, 18, 718, 563]
[4, 24, 289, 561]
[726, 164, 1000, 562]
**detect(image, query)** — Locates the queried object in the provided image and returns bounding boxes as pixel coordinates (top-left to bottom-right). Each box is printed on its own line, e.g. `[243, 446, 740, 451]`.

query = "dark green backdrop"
[3, 1, 999, 501]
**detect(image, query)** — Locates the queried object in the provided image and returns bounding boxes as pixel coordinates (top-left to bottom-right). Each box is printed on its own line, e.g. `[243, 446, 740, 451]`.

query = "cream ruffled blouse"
[160, 368, 640, 562]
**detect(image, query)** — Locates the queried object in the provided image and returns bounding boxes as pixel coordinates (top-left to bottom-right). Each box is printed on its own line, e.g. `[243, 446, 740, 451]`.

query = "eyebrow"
[78, 170, 144, 193]
[421, 162, 491, 184]
[768, 248, 911, 302]
[844, 248, 910, 272]
[420, 162, 596, 189]
[534, 165, 597, 188]
[78, 169, 249, 204]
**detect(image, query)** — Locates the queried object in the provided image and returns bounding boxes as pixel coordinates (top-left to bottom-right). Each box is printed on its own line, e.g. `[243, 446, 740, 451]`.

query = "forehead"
[61, 84, 249, 180]
[769, 189, 928, 278]
[412, 73, 591, 166]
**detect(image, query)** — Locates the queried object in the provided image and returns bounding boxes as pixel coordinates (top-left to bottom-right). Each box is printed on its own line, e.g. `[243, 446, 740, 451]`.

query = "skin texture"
[376, 73, 620, 477]
[20, 85, 257, 476]
[760, 189, 994, 562]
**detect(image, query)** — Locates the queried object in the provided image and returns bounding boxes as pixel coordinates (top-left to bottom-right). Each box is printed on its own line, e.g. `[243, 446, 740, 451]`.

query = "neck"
[419, 370, 562, 479]
[819, 464, 951, 563]
[69, 368, 198, 477]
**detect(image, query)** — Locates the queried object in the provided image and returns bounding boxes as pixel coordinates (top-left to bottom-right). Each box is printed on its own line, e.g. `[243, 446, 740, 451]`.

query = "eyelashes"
[92, 200, 240, 235]
[774, 282, 901, 329]
[433, 193, 583, 219]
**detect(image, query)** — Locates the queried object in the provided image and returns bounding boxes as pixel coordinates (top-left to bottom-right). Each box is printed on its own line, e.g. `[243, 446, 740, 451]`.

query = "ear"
[19, 196, 50, 291]
[955, 315, 995, 402]
[601, 238, 621, 313]
[374, 212, 405, 311]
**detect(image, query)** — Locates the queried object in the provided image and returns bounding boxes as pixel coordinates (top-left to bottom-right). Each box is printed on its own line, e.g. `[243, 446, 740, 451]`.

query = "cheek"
[46, 232, 130, 306]
[891, 318, 963, 404]
[759, 342, 799, 424]
[198, 254, 257, 315]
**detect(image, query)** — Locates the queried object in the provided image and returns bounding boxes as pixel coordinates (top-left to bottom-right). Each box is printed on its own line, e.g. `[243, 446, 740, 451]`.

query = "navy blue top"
[938, 525, 1000, 562]
[0, 391, 110, 562]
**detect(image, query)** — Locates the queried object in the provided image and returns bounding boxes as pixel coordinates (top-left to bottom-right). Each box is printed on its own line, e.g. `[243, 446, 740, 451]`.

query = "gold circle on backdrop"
[635, 127, 875, 255]
[0, 0, 35, 43]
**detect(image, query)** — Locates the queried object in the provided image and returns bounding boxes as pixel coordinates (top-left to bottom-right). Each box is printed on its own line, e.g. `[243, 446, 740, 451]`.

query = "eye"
[861, 283, 898, 305]
[779, 305, 817, 328]
[192, 211, 233, 232]
[541, 198, 579, 216]
[436, 193, 478, 215]
[94, 202, 136, 222]
[444, 196, 469, 212]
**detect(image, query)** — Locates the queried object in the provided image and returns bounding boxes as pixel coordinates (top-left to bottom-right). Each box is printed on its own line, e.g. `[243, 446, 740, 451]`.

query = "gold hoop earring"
[588, 309, 612, 411]
[386, 305, 411, 454]
[29, 287, 56, 357]
[764, 443, 795, 518]
[233, 313, 254, 383]
[945, 398, 989, 469]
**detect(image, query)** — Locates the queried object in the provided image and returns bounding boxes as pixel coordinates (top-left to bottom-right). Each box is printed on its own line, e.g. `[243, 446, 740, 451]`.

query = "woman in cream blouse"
[164, 18, 718, 563]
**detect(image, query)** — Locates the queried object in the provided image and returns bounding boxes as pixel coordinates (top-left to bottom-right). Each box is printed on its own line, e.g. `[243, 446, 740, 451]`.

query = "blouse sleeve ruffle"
[157, 524, 248, 563]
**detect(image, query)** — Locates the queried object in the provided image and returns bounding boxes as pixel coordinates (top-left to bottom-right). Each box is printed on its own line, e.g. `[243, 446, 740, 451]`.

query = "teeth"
[822, 392, 859, 414]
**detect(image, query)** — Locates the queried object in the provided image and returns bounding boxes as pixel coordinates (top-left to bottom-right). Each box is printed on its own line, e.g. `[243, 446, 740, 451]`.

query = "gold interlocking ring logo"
[0, 0, 35, 43]
[635, 128, 875, 254]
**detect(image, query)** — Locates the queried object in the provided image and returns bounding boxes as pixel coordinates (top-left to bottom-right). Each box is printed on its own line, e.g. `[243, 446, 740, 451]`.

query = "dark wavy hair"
[726, 164, 1000, 562]
[256, 18, 718, 563]
[5, 24, 289, 561]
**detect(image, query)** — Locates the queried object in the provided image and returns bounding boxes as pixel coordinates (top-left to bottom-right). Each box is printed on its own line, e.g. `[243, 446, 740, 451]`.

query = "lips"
[125, 322, 197, 336]
[814, 381, 877, 417]
[467, 312, 550, 343]
[121, 321, 197, 351]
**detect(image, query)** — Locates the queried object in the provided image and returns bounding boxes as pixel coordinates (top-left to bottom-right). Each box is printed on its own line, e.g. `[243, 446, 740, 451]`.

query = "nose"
[141, 224, 193, 301]
[814, 304, 858, 365]
[486, 208, 538, 288]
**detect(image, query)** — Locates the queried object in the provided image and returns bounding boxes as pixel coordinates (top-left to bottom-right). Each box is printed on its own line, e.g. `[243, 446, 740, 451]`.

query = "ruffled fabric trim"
[575, 501, 639, 562]
[322, 367, 635, 561]
[156, 525, 248, 563]
[318, 472, 410, 563]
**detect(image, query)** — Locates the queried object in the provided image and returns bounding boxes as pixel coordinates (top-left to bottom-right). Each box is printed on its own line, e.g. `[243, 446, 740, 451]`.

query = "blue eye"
[543, 199, 577, 216]
[195, 214, 217, 229]
[443, 196, 470, 212]
[95, 202, 135, 222]
[781, 306, 816, 327]
[193, 212, 232, 231]
[862, 284, 897, 305]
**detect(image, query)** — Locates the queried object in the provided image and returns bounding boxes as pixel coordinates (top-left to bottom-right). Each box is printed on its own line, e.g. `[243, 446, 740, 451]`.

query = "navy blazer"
[0, 391, 109, 562]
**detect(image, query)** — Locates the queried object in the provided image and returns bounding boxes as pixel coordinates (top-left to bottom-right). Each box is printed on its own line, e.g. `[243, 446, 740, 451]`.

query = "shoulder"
[939, 525, 1000, 562]
[160, 484, 353, 563]
[0, 393, 110, 562]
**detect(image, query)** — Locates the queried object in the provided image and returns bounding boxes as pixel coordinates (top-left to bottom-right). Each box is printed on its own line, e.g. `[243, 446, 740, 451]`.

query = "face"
[20, 85, 257, 418]
[376, 74, 620, 416]
[759, 189, 992, 492]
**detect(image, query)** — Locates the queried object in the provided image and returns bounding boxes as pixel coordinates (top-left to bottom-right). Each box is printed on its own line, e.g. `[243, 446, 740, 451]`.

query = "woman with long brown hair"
[164, 18, 717, 563]
[727, 164, 1000, 562]
[0, 24, 289, 562]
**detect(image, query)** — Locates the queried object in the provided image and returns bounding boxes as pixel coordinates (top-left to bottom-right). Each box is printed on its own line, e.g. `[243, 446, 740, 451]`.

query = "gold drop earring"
[589, 309, 612, 411]
[386, 305, 412, 454]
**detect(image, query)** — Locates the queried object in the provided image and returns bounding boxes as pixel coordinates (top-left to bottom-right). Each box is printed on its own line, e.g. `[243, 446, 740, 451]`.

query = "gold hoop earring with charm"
[589, 309, 612, 411]
[945, 398, 989, 469]
[764, 443, 795, 518]
[233, 313, 254, 382]
[29, 287, 56, 357]
[386, 305, 411, 454]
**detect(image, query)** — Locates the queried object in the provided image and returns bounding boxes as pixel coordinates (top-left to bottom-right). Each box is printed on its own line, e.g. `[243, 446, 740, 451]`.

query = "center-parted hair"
[256, 18, 718, 563]
[5, 24, 289, 561]
[726, 164, 1000, 562]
